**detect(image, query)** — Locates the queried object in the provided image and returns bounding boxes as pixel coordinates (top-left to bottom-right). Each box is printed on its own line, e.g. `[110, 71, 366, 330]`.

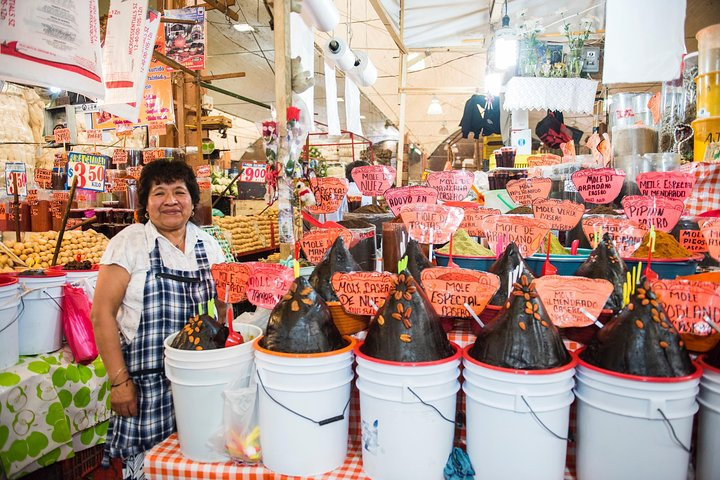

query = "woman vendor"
[91, 159, 227, 479]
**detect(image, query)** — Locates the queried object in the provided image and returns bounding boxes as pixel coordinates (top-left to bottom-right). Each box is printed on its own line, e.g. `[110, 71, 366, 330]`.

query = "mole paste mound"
[171, 314, 228, 350]
[405, 239, 432, 287]
[309, 236, 361, 302]
[581, 277, 694, 377]
[361, 270, 454, 362]
[575, 233, 627, 311]
[469, 274, 570, 370]
[260, 276, 346, 354]
[488, 242, 535, 306]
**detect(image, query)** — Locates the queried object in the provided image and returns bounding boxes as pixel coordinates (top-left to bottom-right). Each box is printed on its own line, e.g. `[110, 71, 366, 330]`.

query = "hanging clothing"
[458, 94, 501, 139]
[103, 238, 215, 479]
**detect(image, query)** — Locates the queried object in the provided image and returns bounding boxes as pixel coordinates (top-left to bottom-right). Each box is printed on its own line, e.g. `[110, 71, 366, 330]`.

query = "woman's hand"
[110, 379, 138, 417]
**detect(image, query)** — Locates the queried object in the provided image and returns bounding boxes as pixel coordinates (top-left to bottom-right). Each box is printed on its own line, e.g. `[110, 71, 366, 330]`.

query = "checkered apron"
[104, 238, 214, 477]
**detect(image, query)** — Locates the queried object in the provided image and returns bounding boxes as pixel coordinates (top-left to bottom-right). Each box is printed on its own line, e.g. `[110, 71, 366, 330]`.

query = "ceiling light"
[359, 115, 366, 120]
[493, 0, 518, 70]
[233, 23, 255, 32]
[49, 86, 62, 94]
[427, 96, 443, 115]
[337, 97, 344, 102]
[439, 122, 449, 135]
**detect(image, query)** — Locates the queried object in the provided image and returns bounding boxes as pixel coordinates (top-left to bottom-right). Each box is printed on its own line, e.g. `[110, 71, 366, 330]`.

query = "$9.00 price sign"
[240, 163, 267, 183]
[67, 152, 107, 191]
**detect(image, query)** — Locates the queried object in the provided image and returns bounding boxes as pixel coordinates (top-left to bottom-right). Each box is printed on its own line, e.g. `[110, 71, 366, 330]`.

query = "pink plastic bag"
[61, 283, 98, 364]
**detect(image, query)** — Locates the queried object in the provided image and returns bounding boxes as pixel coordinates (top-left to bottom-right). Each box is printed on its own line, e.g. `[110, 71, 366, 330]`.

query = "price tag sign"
[571, 168, 626, 204]
[112, 180, 128, 193]
[653, 279, 720, 336]
[481, 215, 551, 257]
[142, 149, 163, 164]
[300, 228, 354, 265]
[444, 202, 500, 237]
[148, 122, 167, 136]
[701, 218, 720, 262]
[53, 153, 67, 169]
[5, 163, 27, 196]
[505, 177, 553, 206]
[240, 163, 268, 183]
[116, 124, 133, 138]
[679, 229, 709, 253]
[26, 189, 38, 203]
[636, 171, 696, 201]
[305, 177, 348, 215]
[246, 263, 294, 309]
[384, 186, 438, 216]
[426, 170, 475, 202]
[67, 152, 107, 191]
[621, 195, 684, 232]
[211, 263, 253, 303]
[527, 154, 562, 167]
[54, 128, 71, 144]
[126, 166, 143, 180]
[532, 198, 585, 231]
[34, 168, 52, 189]
[400, 204, 464, 244]
[331, 272, 396, 316]
[351, 165, 396, 196]
[582, 217, 648, 258]
[196, 165, 212, 177]
[86, 129, 103, 143]
[421, 267, 500, 318]
[112, 149, 128, 165]
[533, 275, 614, 328]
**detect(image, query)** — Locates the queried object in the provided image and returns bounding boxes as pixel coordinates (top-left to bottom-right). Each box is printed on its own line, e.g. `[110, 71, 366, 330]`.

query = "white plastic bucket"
[355, 342, 462, 480]
[17, 272, 66, 355]
[696, 357, 720, 480]
[47, 265, 99, 298]
[462, 345, 576, 480]
[163, 324, 261, 463]
[574, 355, 701, 480]
[254, 336, 355, 477]
[0, 277, 20, 370]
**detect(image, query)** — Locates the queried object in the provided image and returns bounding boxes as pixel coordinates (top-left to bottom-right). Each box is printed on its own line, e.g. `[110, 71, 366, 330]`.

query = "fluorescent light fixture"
[493, 1, 518, 70]
[485, 71, 503, 96]
[427, 96, 443, 115]
[49, 86, 62, 94]
[233, 23, 255, 32]
[337, 97, 344, 102]
[359, 115, 366, 120]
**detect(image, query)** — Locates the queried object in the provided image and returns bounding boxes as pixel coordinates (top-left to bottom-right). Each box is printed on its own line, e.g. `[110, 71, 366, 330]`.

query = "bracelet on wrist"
[111, 378, 132, 388]
[111, 367, 128, 384]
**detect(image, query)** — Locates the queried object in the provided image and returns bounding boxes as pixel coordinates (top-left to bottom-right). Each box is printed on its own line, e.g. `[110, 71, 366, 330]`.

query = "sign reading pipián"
[444, 202, 500, 237]
[701, 218, 720, 262]
[571, 168, 626, 204]
[653, 279, 720, 336]
[425, 170, 475, 202]
[331, 271, 395, 316]
[635, 171, 695, 201]
[421, 267, 500, 318]
[384, 186, 438, 216]
[533, 275, 613, 328]
[351, 165, 396, 196]
[305, 177, 348, 215]
[400, 204, 464, 244]
[621, 195, 684, 233]
[532, 198, 585, 231]
[481, 215, 551, 257]
[505, 177, 553, 206]
[581, 217, 647, 258]
[245, 263, 294, 309]
[210, 263, 253, 303]
[300, 228, 354, 265]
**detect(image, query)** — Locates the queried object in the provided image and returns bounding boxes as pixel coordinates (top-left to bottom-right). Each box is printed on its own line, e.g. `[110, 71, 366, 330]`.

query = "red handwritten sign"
[621, 195, 684, 232]
[211, 263, 253, 303]
[148, 122, 167, 136]
[116, 124, 133, 138]
[142, 149, 163, 164]
[331, 271, 395, 316]
[679, 229, 709, 253]
[34, 168, 52, 189]
[505, 177, 552, 206]
[53, 153, 67, 168]
[532, 198, 585, 231]
[112, 149, 128, 165]
[444, 202, 500, 237]
[527, 154, 562, 167]
[87, 129, 103, 143]
[533, 275, 614, 328]
[481, 215, 551, 257]
[636, 171, 696, 201]
[400, 204, 464, 244]
[421, 267, 500, 318]
[701, 218, 720, 262]
[306, 177, 348, 215]
[653, 279, 720, 336]
[571, 168, 626, 204]
[351, 165, 396, 196]
[126, 166, 143, 180]
[582, 217, 648, 258]
[246, 263, 294, 310]
[300, 228, 354, 265]
[54, 128, 71, 144]
[426, 170, 475, 202]
[384, 186, 438, 216]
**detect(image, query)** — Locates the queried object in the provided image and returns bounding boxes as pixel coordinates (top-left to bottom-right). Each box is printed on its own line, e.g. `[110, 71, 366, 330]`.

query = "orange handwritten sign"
[400, 204, 464, 244]
[53, 153, 67, 168]
[211, 263, 253, 303]
[621, 195, 684, 232]
[112, 181, 128, 193]
[444, 202, 500, 237]
[34, 168, 52, 189]
[426, 170, 475, 202]
[300, 228, 354, 265]
[571, 168, 626, 204]
[582, 217, 648, 258]
[560, 141, 576, 161]
[331, 271, 395, 316]
[701, 218, 720, 262]
[148, 122, 167, 136]
[532, 198, 585, 231]
[305, 177, 348, 214]
[54, 128, 71, 144]
[126, 166, 143, 180]
[636, 171, 695, 201]
[116, 124, 133, 138]
[421, 267, 500, 318]
[351, 165, 396, 196]
[505, 177, 552, 206]
[112, 149, 128, 165]
[527, 154, 562, 167]
[246, 263, 294, 310]
[533, 275, 613, 328]
[87, 129, 103, 143]
[679, 229, 709, 253]
[384, 186, 438, 216]
[142, 149, 163, 164]
[481, 215, 551, 257]
[653, 279, 720, 336]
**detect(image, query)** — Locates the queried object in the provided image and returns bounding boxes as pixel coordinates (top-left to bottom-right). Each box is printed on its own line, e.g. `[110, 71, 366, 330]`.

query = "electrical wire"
[238, 1, 275, 74]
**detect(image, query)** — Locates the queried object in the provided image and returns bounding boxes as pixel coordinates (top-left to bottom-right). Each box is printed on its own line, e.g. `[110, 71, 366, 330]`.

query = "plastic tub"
[0, 276, 20, 370]
[17, 271, 66, 355]
[525, 248, 591, 276]
[622, 256, 700, 280]
[696, 357, 720, 480]
[435, 253, 495, 271]
[697, 72, 720, 118]
[164, 324, 262, 364]
[697, 24, 720, 75]
[692, 116, 720, 161]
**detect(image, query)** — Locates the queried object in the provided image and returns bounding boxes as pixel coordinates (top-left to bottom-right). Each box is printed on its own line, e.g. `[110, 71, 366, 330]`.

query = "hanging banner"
[0, 0, 104, 99]
[162, 6, 206, 71]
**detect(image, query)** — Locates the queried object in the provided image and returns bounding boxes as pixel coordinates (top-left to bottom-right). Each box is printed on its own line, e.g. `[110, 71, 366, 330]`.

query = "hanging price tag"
[211, 263, 253, 303]
[351, 165, 396, 196]
[653, 279, 720, 336]
[331, 272, 396, 316]
[5, 163, 27, 196]
[34, 168, 53, 189]
[533, 275, 613, 328]
[142, 149, 163, 163]
[426, 170, 475, 202]
[54, 153, 67, 169]
[112, 149, 128, 165]
[421, 267, 500, 318]
[621, 195, 684, 233]
[505, 177, 553, 206]
[86, 129, 103, 143]
[384, 186, 439, 216]
[481, 215, 551, 257]
[126, 166, 143, 180]
[67, 152, 107, 191]
[54, 128, 71, 144]
[148, 122, 167, 136]
[305, 177, 348, 215]
[240, 163, 268, 183]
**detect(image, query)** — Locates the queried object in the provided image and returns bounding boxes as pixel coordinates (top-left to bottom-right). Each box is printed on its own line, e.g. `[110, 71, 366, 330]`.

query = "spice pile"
[631, 230, 692, 259]
[437, 229, 494, 257]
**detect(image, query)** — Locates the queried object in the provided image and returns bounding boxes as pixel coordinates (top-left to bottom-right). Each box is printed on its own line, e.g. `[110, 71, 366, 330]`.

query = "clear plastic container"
[697, 24, 720, 75]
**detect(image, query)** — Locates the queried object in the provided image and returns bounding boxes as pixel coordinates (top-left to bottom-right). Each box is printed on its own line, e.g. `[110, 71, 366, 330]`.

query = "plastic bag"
[61, 283, 98, 364]
[222, 367, 262, 464]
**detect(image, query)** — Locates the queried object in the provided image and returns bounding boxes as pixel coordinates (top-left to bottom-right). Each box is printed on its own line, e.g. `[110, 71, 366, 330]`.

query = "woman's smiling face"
[147, 180, 194, 231]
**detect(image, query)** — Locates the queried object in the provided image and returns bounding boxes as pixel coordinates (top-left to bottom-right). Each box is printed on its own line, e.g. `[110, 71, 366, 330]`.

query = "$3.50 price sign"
[240, 163, 267, 183]
[67, 152, 107, 191]
[5, 162, 27, 196]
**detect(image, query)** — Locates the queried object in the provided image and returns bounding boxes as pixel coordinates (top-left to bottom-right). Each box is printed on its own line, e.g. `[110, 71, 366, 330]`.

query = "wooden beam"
[396, 53, 408, 187]
[175, 74, 186, 146]
[200, 72, 246, 81]
[204, 0, 239, 22]
[153, 50, 198, 78]
[160, 17, 198, 25]
[368, 0, 407, 54]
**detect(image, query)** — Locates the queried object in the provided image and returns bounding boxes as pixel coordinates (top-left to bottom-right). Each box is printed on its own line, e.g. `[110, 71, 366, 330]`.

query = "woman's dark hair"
[137, 159, 200, 222]
[345, 160, 371, 182]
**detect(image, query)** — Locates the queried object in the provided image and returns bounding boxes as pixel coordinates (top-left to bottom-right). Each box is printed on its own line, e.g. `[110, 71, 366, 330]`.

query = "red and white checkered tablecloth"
[145, 321, 578, 479]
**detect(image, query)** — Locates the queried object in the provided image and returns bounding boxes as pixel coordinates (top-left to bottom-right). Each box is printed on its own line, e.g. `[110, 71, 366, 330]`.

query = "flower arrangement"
[516, 12, 544, 77]
[558, 10, 595, 77]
